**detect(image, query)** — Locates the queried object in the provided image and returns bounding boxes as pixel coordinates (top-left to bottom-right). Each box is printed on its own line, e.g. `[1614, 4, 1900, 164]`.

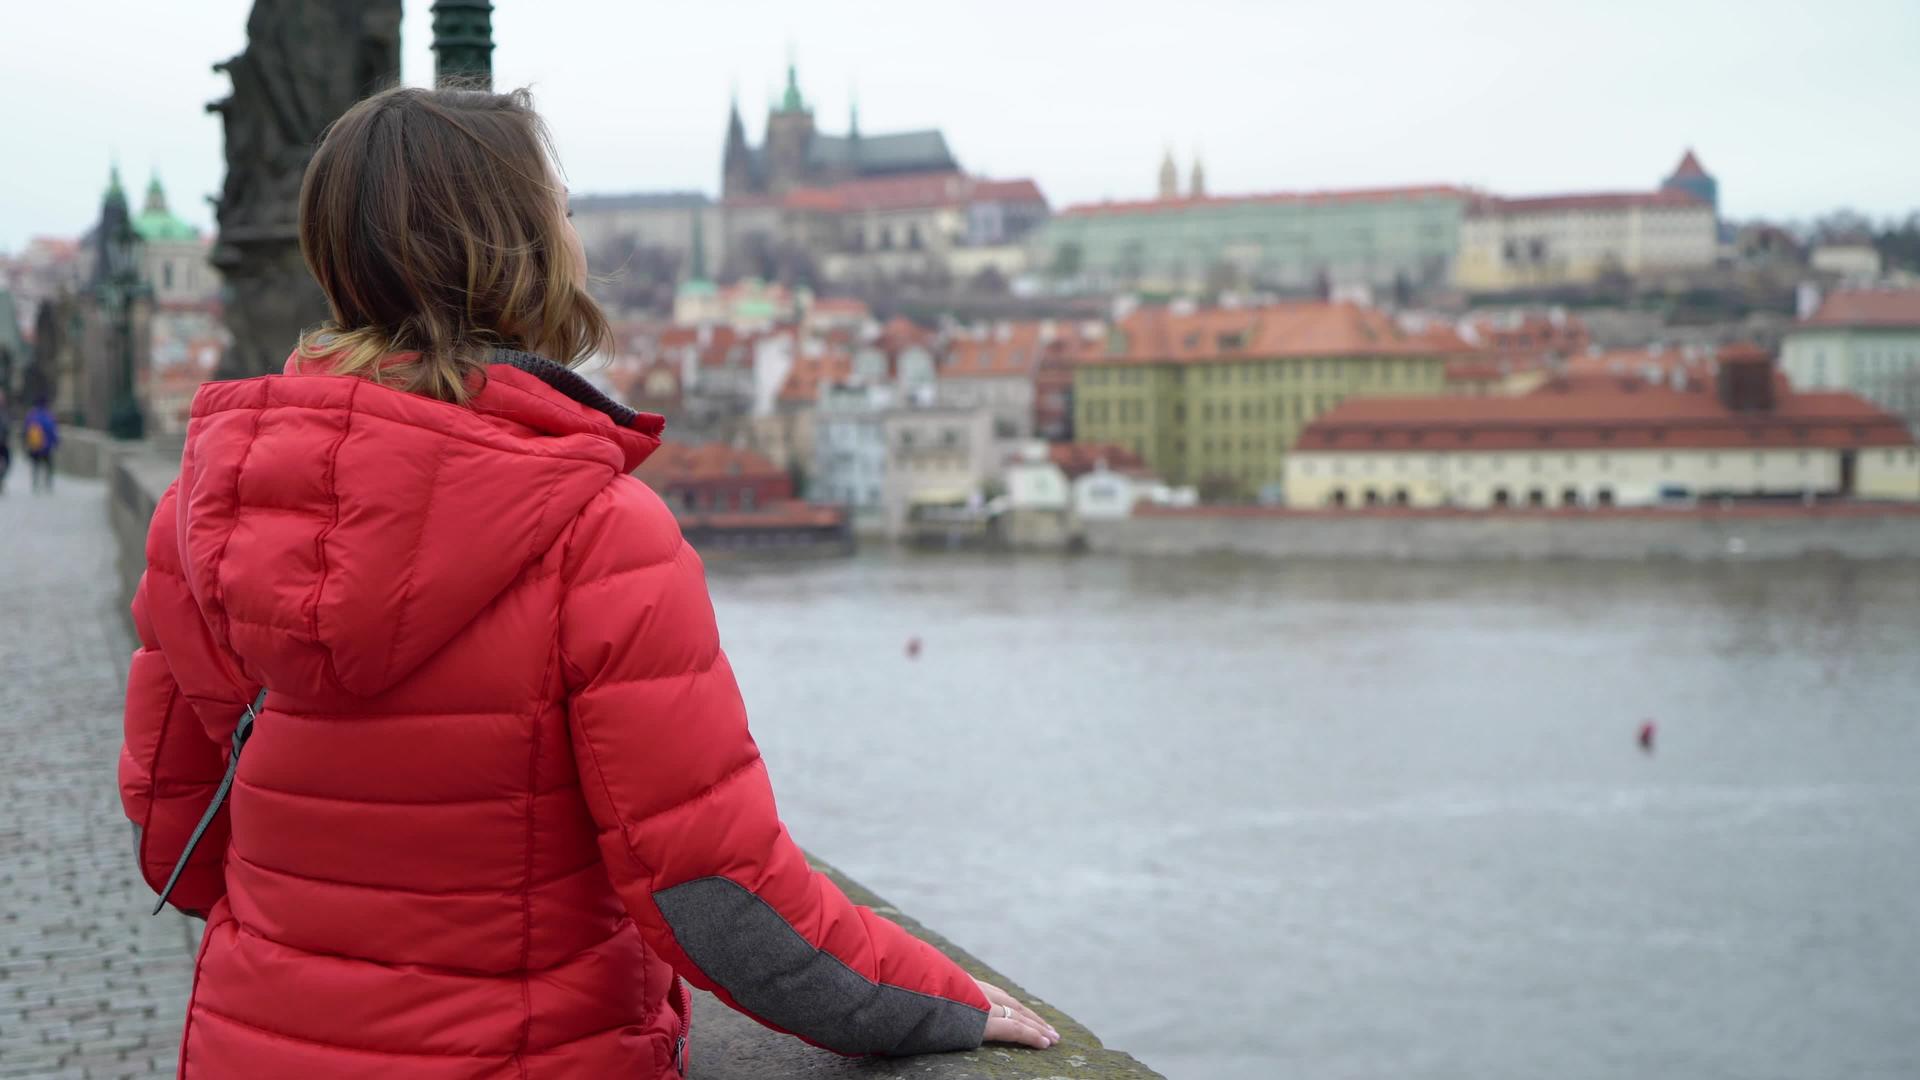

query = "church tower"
[1157, 149, 1178, 200]
[1661, 148, 1718, 217]
[722, 93, 758, 198]
[764, 58, 817, 192]
[1190, 155, 1207, 199]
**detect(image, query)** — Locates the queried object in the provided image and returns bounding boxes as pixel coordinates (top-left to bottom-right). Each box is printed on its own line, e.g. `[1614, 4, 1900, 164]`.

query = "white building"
[1003, 443, 1072, 512]
[881, 406, 996, 536]
[1456, 190, 1717, 292]
[1809, 241, 1884, 283]
[1068, 461, 1197, 519]
[812, 381, 896, 529]
[1781, 289, 1920, 437]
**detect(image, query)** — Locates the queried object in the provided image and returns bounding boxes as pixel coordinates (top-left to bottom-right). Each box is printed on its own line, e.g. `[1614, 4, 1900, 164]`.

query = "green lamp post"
[432, 0, 494, 88]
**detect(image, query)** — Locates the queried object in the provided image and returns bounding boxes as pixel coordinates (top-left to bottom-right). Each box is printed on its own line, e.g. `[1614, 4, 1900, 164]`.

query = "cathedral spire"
[1157, 148, 1178, 200]
[1189, 154, 1207, 199]
[780, 48, 806, 113]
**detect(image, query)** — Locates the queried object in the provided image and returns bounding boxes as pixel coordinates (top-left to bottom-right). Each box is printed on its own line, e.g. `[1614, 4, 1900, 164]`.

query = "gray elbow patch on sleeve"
[654, 876, 988, 1056]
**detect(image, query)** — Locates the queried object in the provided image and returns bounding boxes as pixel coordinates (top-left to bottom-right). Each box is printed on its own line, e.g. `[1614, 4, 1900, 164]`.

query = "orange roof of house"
[810, 297, 872, 318]
[878, 316, 935, 351]
[941, 322, 1063, 378]
[777, 349, 854, 404]
[1471, 190, 1708, 216]
[1802, 289, 1920, 329]
[1048, 442, 1147, 478]
[1060, 184, 1469, 218]
[1100, 302, 1477, 364]
[1297, 372, 1912, 454]
[781, 174, 1045, 214]
[634, 441, 785, 484]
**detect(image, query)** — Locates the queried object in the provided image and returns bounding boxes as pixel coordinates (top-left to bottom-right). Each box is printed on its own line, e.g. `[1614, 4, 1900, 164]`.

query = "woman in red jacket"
[118, 84, 1056, 1078]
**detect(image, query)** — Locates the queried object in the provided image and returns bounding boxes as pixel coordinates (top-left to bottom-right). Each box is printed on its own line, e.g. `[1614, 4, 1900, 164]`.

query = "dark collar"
[490, 348, 639, 428]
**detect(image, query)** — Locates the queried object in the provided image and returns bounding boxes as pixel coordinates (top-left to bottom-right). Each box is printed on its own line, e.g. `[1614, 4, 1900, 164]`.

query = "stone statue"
[209, 0, 401, 379]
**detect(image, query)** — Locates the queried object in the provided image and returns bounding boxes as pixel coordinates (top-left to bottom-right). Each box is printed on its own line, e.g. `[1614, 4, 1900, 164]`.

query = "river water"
[705, 553, 1920, 1080]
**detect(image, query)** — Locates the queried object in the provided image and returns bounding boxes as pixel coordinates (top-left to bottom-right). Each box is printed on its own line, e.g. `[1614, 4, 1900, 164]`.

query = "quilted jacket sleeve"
[119, 483, 257, 915]
[560, 479, 990, 1056]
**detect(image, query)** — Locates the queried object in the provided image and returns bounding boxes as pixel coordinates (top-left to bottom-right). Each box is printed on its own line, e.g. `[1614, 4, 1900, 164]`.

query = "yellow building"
[1071, 303, 1466, 498]
[1285, 346, 1920, 509]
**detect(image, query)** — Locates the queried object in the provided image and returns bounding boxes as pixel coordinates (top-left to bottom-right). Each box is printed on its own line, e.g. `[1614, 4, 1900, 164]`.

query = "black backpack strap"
[151, 688, 267, 916]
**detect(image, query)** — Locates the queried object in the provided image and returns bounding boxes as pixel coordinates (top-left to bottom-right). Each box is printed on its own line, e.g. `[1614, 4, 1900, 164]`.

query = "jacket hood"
[173, 352, 663, 698]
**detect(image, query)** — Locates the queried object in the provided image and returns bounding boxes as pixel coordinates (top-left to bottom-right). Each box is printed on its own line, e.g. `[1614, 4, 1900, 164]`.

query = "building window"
[740, 488, 756, 510]
[1561, 486, 1580, 507]
[1492, 487, 1511, 507]
[1596, 486, 1615, 506]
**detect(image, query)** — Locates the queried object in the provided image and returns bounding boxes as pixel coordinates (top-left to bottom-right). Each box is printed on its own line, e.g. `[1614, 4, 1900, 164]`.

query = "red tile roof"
[634, 442, 785, 485]
[1668, 149, 1710, 179]
[1297, 357, 1912, 454]
[1060, 184, 1468, 219]
[777, 349, 853, 404]
[1101, 302, 1477, 364]
[1471, 190, 1708, 216]
[1801, 289, 1920, 329]
[941, 321, 1095, 378]
[1048, 442, 1147, 478]
[1460, 311, 1591, 355]
[781, 174, 1046, 214]
[970, 179, 1046, 204]
[809, 297, 871, 318]
[878, 316, 935, 351]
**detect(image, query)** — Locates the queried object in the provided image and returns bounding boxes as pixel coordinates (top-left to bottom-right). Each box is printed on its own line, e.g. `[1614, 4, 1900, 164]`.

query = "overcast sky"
[3, 0, 1917, 251]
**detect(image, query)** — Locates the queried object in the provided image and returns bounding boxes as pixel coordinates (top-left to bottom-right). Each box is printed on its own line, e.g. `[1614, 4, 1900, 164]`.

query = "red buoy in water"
[1637, 720, 1657, 752]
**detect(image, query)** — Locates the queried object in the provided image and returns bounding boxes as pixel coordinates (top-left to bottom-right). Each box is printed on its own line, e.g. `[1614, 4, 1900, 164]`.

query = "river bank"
[1074, 503, 1920, 561]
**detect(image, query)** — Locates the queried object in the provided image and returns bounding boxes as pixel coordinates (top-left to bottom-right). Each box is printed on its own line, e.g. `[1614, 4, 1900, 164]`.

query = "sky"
[3, 0, 1917, 252]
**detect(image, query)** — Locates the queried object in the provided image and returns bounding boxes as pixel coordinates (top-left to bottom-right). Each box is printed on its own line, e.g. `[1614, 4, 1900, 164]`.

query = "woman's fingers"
[985, 1013, 1055, 1049]
[975, 979, 1060, 1047]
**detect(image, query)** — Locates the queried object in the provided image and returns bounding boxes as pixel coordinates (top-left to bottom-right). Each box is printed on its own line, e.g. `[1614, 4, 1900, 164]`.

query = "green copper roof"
[104, 164, 127, 208]
[779, 61, 806, 113]
[131, 174, 199, 243]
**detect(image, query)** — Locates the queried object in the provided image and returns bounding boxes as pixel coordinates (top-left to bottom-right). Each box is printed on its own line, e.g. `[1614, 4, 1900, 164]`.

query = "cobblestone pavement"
[1, 472, 195, 1079]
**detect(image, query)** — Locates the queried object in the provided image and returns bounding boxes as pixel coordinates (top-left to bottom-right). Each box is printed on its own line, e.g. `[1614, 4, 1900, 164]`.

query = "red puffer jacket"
[119, 352, 990, 1078]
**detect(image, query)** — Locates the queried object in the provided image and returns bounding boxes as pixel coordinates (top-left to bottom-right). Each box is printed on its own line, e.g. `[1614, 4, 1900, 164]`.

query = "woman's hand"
[977, 979, 1060, 1049]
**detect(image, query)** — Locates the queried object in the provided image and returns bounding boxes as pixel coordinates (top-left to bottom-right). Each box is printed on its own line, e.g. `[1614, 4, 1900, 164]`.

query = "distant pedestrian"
[23, 400, 57, 493]
[1638, 720, 1657, 753]
[0, 407, 11, 496]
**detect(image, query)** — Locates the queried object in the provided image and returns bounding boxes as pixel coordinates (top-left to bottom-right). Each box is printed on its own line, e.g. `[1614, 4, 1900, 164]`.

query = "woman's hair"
[296, 85, 610, 402]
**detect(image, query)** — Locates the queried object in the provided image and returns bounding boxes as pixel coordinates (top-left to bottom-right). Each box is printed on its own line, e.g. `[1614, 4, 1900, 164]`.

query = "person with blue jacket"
[23, 399, 58, 493]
